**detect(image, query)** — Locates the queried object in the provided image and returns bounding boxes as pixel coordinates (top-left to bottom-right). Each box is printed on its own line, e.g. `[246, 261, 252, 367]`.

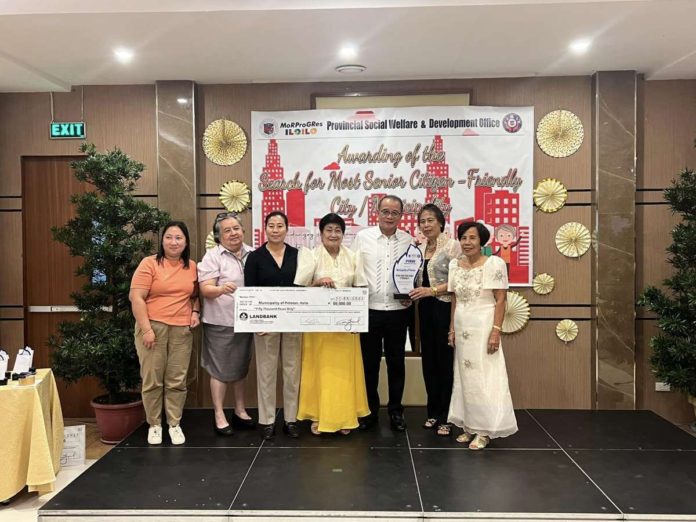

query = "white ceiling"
[0, 0, 694, 92]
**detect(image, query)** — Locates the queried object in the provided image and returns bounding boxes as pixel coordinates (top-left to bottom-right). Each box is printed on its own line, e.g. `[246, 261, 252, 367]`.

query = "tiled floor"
[24, 408, 696, 521]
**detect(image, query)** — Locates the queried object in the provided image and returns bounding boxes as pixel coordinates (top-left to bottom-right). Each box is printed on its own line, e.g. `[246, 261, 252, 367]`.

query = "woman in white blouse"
[447, 221, 518, 449]
[294, 213, 370, 434]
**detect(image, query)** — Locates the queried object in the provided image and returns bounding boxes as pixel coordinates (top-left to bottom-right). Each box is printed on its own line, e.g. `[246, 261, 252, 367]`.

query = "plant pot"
[689, 395, 696, 419]
[91, 393, 145, 444]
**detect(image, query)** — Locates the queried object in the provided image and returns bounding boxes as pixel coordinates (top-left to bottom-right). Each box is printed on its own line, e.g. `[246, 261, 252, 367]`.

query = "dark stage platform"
[39, 408, 696, 521]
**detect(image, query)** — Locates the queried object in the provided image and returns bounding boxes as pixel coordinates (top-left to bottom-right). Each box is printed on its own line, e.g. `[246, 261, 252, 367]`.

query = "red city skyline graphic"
[425, 135, 451, 219]
[256, 139, 306, 245]
[366, 193, 386, 227]
[453, 186, 529, 284]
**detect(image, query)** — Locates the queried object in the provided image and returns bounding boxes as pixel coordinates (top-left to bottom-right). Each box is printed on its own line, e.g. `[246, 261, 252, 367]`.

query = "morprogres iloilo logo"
[260, 119, 277, 137]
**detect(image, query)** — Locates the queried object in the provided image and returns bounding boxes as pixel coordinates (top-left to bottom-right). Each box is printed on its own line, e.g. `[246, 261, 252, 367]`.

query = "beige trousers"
[254, 332, 302, 425]
[135, 320, 193, 426]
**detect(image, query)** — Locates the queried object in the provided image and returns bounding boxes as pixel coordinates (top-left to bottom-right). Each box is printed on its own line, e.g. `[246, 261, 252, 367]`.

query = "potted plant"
[51, 143, 170, 443]
[638, 167, 696, 421]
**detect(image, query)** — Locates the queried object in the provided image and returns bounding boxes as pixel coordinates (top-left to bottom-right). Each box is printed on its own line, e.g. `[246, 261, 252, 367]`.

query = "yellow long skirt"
[297, 332, 370, 432]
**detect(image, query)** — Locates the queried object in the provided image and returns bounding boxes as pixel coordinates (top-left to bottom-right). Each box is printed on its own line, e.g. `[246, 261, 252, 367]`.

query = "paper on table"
[0, 349, 7, 376]
[12, 346, 34, 374]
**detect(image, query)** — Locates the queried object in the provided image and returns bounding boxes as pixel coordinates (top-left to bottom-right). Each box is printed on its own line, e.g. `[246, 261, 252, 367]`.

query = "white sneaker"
[147, 425, 162, 445]
[169, 425, 186, 445]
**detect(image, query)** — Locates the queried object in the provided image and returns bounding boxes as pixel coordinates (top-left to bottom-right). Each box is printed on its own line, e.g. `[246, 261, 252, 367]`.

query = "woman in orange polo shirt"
[129, 221, 200, 446]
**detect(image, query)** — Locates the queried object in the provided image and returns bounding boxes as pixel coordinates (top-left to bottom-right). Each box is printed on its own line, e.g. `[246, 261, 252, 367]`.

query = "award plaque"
[392, 244, 424, 299]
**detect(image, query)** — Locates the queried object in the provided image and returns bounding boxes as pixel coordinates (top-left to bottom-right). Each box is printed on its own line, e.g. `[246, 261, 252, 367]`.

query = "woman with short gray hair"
[198, 212, 255, 436]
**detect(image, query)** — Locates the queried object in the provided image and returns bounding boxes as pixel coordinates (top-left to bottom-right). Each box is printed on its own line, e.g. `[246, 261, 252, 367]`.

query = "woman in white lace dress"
[447, 221, 518, 449]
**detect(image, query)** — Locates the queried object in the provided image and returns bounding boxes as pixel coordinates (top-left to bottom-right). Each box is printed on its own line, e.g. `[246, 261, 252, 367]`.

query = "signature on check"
[336, 318, 361, 332]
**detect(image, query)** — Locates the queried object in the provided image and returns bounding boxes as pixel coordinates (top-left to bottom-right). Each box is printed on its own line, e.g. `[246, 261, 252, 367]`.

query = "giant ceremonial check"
[251, 106, 534, 285]
[234, 287, 369, 333]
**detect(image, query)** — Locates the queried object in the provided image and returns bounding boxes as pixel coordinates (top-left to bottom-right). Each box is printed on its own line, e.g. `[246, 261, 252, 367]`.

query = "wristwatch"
[431, 286, 438, 296]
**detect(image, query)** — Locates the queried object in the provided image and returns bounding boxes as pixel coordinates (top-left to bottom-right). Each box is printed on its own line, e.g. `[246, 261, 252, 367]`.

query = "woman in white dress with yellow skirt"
[447, 221, 518, 449]
[294, 213, 370, 435]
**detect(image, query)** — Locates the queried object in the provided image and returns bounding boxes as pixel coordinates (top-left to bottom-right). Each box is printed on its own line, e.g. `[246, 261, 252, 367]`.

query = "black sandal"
[423, 418, 437, 429]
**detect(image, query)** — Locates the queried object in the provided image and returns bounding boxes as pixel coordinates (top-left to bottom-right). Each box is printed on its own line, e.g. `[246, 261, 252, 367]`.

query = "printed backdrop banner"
[251, 106, 534, 285]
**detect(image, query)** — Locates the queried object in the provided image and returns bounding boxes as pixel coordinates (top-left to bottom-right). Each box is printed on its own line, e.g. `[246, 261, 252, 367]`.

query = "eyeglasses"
[216, 212, 239, 220]
[379, 209, 402, 218]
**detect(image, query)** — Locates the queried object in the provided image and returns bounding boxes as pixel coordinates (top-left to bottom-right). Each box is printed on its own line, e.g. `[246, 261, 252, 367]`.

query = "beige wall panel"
[0, 308, 22, 319]
[83, 86, 157, 195]
[636, 80, 695, 424]
[198, 195, 226, 210]
[0, 211, 23, 305]
[566, 192, 590, 205]
[0, 320, 24, 352]
[636, 191, 666, 204]
[0, 92, 76, 195]
[0, 198, 21, 210]
[505, 321, 592, 409]
[0, 86, 157, 197]
[518, 205, 592, 305]
[636, 204, 679, 306]
[530, 307, 591, 319]
[51, 90, 83, 122]
[636, 320, 693, 424]
[641, 80, 696, 189]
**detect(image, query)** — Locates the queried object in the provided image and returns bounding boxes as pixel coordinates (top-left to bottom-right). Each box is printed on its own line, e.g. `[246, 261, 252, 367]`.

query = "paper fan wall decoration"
[203, 119, 247, 166]
[532, 273, 555, 295]
[219, 180, 251, 213]
[534, 178, 568, 213]
[502, 291, 531, 333]
[555, 222, 591, 258]
[536, 110, 584, 158]
[205, 231, 217, 250]
[556, 319, 579, 343]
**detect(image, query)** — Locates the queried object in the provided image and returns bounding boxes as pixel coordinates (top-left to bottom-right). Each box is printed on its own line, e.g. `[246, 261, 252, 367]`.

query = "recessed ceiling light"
[177, 98, 188, 105]
[114, 47, 134, 64]
[335, 64, 366, 74]
[569, 38, 591, 55]
[339, 45, 357, 60]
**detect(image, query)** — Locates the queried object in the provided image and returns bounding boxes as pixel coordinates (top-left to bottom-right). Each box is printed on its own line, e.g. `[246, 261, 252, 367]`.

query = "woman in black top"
[408, 204, 460, 436]
[244, 211, 301, 440]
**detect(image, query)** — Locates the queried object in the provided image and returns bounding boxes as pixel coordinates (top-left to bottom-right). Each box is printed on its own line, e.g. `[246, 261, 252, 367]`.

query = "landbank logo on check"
[238, 313, 276, 320]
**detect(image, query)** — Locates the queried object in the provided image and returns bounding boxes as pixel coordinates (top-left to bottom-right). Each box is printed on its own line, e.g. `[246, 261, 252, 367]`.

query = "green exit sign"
[50, 122, 86, 139]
